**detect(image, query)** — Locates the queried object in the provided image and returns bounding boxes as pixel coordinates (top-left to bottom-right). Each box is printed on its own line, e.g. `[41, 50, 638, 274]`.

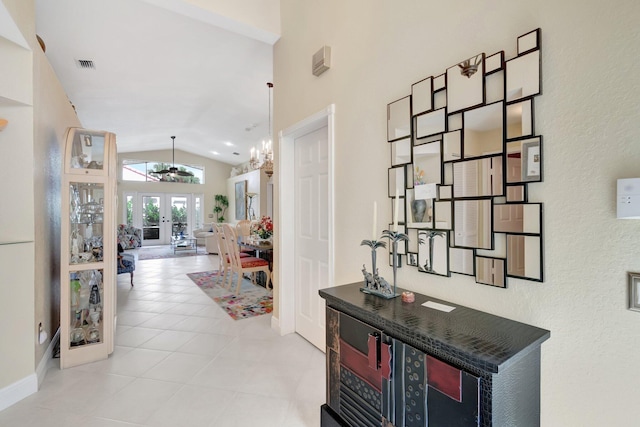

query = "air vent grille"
[76, 59, 96, 69]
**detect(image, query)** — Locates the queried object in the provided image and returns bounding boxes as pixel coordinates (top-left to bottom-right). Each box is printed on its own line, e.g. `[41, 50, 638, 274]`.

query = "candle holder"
[381, 229, 409, 297]
[359, 237, 399, 299]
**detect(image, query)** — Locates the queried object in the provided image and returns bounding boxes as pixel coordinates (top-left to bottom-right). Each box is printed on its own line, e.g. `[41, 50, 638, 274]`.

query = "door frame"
[276, 104, 335, 335]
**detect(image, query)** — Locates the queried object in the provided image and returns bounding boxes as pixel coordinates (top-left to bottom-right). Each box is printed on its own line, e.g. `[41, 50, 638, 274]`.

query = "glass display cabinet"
[60, 127, 117, 369]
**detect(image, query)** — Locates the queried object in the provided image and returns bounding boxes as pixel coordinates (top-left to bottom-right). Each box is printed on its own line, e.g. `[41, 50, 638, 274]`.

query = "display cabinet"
[60, 127, 117, 369]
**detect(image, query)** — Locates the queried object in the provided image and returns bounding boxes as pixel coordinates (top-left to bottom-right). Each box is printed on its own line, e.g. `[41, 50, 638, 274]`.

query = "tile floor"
[0, 251, 325, 426]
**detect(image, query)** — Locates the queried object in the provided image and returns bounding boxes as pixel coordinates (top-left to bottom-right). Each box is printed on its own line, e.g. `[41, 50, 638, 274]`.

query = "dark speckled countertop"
[320, 282, 550, 374]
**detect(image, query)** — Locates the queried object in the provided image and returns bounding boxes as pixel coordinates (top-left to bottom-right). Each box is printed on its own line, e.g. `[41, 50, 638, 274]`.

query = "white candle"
[372, 201, 377, 241]
[393, 187, 399, 231]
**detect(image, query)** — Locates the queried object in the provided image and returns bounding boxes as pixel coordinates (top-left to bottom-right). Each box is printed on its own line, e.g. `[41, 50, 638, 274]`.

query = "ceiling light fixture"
[249, 82, 274, 178]
[152, 136, 194, 179]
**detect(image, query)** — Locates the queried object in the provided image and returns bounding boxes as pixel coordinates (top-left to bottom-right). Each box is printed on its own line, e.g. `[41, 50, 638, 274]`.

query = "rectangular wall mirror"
[506, 185, 526, 202]
[506, 235, 542, 281]
[443, 130, 461, 161]
[434, 200, 452, 230]
[391, 138, 412, 166]
[418, 230, 450, 276]
[413, 141, 442, 187]
[388, 96, 412, 142]
[453, 156, 503, 198]
[506, 99, 533, 139]
[388, 166, 406, 197]
[450, 247, 475, 276]
[412, 77, 433, 116]
[476, 256, 506, 288]
[506, 50, 540, 102]
[506, 136, 542, 183]
[406, 188, 433, 228]
[447, 53, 485, 114]
[493, 203, 541, 234]
[453, 199, 493, 249]
[463, 101, 504, 159]
[415, 108, 446, 139]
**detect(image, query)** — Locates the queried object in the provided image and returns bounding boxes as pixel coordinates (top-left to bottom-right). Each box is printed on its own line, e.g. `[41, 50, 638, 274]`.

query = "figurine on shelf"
[362, 265, 375, 289]
[375, 274, 392, 295]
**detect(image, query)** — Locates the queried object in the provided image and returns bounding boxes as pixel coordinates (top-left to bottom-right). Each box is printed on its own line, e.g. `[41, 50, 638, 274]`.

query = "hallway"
[0, 253, 324, 426]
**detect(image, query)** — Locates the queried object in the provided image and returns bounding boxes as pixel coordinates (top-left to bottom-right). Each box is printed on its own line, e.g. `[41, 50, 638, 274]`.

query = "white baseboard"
[0, 328, 61, 411]
[271, 315, 281, 333]
[0, 373, 37, 412]
[36, 327, 60, 388]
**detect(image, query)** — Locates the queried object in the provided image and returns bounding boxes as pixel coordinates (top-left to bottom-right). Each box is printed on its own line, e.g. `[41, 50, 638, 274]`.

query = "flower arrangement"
[414, 166, 426, 186]
[252, 216, 273, 239]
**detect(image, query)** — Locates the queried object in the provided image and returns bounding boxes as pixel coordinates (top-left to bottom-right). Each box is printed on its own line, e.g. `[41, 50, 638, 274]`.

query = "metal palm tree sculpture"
[360, 238, 387, 277]
[419, 230, 446, 272]
[381, 229, 409, 296]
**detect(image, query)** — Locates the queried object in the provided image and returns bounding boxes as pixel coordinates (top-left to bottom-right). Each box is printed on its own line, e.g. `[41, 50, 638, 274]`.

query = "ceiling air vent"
[76, 59, 96, 70]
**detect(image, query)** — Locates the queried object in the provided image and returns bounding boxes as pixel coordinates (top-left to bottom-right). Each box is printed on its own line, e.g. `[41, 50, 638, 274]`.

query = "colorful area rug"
[187, 270, 272, 320]
[137, 245, 209, 260]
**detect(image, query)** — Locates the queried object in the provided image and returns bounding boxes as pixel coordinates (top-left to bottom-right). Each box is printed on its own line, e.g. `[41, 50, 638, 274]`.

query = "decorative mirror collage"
[387, 29, 543, 288]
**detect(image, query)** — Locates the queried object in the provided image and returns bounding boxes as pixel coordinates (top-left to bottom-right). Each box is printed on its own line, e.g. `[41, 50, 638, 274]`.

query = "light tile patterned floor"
[0, 251, 325, 426]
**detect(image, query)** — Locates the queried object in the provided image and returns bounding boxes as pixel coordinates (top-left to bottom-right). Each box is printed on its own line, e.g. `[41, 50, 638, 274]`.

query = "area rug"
[137, 245, 209, 260]
[187, 270, 272, 320]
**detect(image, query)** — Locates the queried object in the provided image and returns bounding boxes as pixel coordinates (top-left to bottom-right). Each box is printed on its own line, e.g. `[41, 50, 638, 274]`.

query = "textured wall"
[274, 0, 640, 425]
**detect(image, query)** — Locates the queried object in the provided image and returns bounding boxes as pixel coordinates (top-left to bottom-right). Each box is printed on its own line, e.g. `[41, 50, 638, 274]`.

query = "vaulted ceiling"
[35, 0, 279, 166]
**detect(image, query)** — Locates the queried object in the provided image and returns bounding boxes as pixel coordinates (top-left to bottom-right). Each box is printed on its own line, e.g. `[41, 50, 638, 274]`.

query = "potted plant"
[213, 194, 228, 222]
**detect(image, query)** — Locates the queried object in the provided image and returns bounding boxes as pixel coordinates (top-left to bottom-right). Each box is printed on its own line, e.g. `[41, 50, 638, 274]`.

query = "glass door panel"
[170, 196, 188, 237]
[141, 195, 162, 244]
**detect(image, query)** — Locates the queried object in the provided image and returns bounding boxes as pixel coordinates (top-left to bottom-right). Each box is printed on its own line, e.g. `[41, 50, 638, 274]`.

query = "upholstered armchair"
[117, 224, 142, 249]
[192, 222, 216, 248]
[117, 253, 135, 286]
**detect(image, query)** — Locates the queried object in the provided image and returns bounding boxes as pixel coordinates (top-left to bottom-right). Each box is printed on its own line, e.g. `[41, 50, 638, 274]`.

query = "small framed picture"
[522, 139, 541, 181]
[629, 272, 640, 312]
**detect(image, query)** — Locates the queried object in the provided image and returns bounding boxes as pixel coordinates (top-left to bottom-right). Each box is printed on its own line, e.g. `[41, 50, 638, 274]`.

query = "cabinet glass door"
[69, 131, 106, 171]
[68, 269, 104, 348]
[69, 182, 104, 264]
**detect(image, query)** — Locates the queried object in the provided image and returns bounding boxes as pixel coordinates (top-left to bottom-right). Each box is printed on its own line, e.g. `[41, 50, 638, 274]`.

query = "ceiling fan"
[152, 136, 193, 178]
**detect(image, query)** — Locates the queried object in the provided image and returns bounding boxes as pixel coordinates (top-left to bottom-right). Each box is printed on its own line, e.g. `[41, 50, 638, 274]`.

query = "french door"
[130, 193, 202, 245]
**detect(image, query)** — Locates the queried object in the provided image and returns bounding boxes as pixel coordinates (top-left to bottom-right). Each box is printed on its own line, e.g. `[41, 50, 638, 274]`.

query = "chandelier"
[250, 82, 274, 178]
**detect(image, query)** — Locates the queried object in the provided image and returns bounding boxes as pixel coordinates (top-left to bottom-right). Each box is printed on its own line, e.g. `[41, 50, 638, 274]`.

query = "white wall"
[227, 169, 261, 224]
[274, 0, 640, 425]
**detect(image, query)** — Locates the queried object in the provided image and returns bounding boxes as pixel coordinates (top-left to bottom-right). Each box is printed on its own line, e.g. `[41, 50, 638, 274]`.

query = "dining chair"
[235, 219, 256, 255]
[222, 223, 271, 293]
[212, 223, 230, 285]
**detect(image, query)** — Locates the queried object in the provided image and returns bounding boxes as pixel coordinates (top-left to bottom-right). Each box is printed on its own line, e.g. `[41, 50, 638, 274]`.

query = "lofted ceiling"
[35, 0, 279, 166]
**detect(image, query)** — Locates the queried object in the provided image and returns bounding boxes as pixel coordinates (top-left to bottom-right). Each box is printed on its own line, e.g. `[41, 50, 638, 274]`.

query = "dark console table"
[319, 282, 550, 427]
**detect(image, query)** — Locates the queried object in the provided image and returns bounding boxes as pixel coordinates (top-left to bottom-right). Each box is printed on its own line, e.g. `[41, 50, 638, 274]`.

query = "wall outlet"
[208, 213, 213, 218]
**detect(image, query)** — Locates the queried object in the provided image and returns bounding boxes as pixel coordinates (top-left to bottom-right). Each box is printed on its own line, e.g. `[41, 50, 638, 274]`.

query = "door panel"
[295, 125, 329, 350]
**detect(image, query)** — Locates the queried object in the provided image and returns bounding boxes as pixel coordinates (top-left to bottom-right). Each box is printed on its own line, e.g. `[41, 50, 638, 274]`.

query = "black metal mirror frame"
[385, 28, 544, 288]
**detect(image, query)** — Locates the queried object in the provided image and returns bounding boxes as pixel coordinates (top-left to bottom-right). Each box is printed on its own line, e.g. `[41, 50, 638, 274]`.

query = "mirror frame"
[386, 28, 544, 288]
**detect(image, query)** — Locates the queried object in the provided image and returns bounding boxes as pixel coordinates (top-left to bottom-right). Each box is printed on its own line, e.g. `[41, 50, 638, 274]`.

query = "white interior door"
[294, 125, 329, 350]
